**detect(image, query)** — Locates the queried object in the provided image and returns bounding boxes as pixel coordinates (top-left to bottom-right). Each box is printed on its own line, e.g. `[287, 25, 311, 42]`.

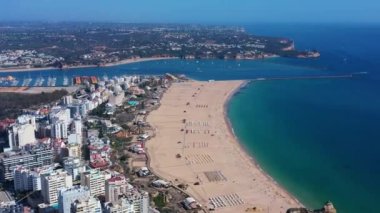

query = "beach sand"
[146, 81, 301, 212]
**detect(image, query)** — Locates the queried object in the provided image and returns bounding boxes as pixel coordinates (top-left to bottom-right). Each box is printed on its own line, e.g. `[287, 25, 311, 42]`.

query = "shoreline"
[0, 57, 178, 73]
[146, 80, 302, 212]
[223, 80, 304, 208]
[0, 56, 282, 74]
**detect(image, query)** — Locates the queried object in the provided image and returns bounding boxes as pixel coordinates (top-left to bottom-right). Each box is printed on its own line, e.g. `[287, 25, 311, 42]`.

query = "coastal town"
[0, 72, 336, 213]
[0, 74, 198, 213]
[0, 0, 376, 210]
[0, 23, 319, 71]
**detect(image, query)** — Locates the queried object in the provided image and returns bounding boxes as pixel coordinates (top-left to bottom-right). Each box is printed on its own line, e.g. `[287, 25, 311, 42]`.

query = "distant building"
[49, 107, 71, 126]
[68, 105, 81, 118]
[66, 142, 81, 158]
[51, 120, 68, 139]
[41, 169, 73, 205]
[105, 175, 133, 203]
[81, 169, 110, 196]
[0, 143, 53, 182]
[63, 95, 73, 105]
[73, 118, 83, 137]
[58, 186, 90, 213]
[108, 92, 125, 107]
[16, 115, 36, 130]
[38, 124, 52, 138]
[71, 196, 102, 213]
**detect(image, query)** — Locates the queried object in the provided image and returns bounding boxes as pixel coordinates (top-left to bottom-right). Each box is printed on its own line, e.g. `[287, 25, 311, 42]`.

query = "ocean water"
[228, 24, 380, 212]
[1, 23, 379, 212]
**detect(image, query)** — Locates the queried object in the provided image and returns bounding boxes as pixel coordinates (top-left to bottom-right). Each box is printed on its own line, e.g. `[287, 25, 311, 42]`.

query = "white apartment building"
[49, 107, 71, 126]
[73, 118, 82, 137]
[80, 169, 110, 196]
[7, 123, 36, 151]
[58, 186, 90, 213]
[105, 190, 149, 213]
[71, 197, 102, 213]
[41, 169, 73, 204]
[63, 95, 73, 105]
[51, 120, 68, 139]
[105, 175, 133, 203]
[13, 164, 56, 192]
[63, 157, 86, 181]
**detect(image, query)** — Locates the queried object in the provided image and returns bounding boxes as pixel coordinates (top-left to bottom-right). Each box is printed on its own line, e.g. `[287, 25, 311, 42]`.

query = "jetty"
[252, 72, 367, 82]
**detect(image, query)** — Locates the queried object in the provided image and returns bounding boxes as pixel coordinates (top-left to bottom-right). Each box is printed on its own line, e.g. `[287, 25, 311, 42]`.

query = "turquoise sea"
[1, 23, 379, 212]
[228, 24, 380, 212]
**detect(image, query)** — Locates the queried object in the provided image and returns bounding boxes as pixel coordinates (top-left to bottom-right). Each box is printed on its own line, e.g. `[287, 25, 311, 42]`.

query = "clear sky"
[0, 0, 379, 24]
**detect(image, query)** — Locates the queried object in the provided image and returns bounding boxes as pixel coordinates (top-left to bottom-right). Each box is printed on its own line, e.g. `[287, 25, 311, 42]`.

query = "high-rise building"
[68, 105, 81, 118]
[105, 175, 133, 203]
[38, 123, 52, 138]
[13, 164, 57, 192]
[79, 103, 88, 117]
[73, 118, 82, 137]
[63, 95, 73, 105]
[66, 141, 81, 158]
[58, 186, 90, 213]
[71, 197, 102, 213]
[0, 143, 53, 182]
[41, 169, 73, 205]
[51, 120, 68, 139]
[7, 123, 36, 151]
[105, 190, 149, 213]
[49, 107, 71, 126]
[16, 114, 36, 130]
[63, 157, 86, 181]
[80, 169, 110, 196]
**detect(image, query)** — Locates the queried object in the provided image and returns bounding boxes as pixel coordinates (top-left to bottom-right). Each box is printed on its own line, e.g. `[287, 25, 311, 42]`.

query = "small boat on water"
[11, 80, 19, 86]
[51, 77, 57, 87]
[63, 76, 69, 86]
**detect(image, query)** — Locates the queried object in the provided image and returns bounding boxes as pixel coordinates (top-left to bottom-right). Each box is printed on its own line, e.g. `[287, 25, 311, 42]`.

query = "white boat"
[11, 80, 19, 86]
[63, 76, 69, 86]
[51, 77, 56, 86]
[39, 77, 45, 86]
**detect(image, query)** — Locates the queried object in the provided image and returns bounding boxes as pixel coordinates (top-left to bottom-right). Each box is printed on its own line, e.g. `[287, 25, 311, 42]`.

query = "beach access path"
[146, 80, 301, 212]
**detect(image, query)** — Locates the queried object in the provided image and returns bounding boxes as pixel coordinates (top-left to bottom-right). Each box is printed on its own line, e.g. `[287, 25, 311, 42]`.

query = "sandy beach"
[0, 57, 177, 73]
[146, 81, 302, 212]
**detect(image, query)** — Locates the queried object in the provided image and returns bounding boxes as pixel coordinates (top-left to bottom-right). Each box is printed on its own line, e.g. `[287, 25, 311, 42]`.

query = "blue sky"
[0, 0, 379, 23]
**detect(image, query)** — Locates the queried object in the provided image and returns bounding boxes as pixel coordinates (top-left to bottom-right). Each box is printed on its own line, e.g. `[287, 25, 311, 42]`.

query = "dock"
[251, 73, 365, 82]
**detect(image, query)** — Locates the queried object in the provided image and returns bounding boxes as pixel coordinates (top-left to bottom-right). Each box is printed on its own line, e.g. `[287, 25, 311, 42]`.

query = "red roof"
[90, 160, 109, 168]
